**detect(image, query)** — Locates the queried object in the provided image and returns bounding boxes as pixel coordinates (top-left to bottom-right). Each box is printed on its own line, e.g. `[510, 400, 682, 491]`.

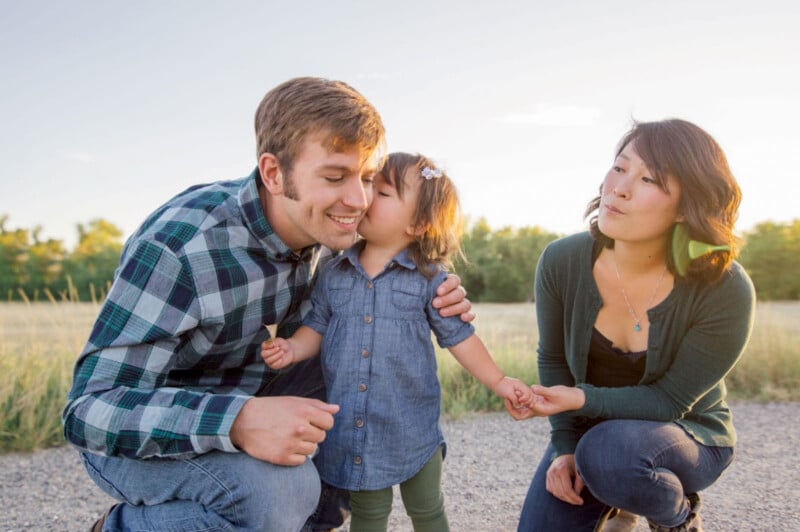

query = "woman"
[512, 119, 755, 531]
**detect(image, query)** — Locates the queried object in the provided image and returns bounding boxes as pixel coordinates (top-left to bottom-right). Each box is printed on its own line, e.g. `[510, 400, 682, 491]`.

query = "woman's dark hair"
[585, 119, 742, 282]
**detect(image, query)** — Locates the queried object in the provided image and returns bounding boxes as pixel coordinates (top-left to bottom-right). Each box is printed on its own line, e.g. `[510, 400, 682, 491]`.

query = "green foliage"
[0, 215, 799, 302]
[63, 219, 123, 302]
[456, 218, 560, 302]
[0, 216, 123, 302]
[739, 220, 800, 300]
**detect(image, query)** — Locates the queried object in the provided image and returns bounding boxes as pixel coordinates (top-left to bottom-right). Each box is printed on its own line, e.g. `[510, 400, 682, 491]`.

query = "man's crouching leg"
[82, 450, 321, 531]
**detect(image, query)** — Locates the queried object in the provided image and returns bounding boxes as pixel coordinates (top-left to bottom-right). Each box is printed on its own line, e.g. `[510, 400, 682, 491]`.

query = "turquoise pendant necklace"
[613, 254, 667, 332]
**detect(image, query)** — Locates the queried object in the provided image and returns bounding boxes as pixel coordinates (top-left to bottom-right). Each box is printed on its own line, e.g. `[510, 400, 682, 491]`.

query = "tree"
[63, 219, 123, 301]
[0, 220, 30, 300]
[457, 219, 560, 302]
[740, 220, 800, 300]
[25, 227, 68, 300]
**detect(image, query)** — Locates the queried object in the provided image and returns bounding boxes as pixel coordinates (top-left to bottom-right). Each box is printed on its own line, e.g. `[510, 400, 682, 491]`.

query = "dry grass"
[0, 302, 99, 452]
[1, 300, 797, 452]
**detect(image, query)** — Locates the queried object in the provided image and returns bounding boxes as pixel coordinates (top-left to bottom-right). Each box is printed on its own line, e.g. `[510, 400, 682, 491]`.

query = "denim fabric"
[304, 242, 474, 491]
[82, 357, 348, 531]
[83, 450, 320, 531]
[517, 420, 734, 531]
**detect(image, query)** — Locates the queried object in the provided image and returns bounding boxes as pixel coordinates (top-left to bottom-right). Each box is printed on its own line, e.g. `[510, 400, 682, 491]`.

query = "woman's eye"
[612, 166, 623, 173]
[324, 176, 343, 183]
[378, 190, 390, 197]
[642, 176, 656, 184]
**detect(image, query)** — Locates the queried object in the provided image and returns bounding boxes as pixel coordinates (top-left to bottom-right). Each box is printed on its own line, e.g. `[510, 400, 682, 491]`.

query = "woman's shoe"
[647, 493, 702, 532]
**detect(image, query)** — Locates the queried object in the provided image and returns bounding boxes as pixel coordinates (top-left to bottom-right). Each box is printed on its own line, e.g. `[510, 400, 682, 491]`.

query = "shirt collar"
[238, 167, 320, 263]
[340, 240, 418, 272]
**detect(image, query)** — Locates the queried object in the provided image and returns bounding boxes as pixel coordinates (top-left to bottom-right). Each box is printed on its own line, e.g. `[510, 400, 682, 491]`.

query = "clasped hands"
[503, 384, 586, 421]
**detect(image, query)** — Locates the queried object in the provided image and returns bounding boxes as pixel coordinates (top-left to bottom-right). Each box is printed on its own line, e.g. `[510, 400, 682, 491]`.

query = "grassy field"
[1, 301, 798, 453]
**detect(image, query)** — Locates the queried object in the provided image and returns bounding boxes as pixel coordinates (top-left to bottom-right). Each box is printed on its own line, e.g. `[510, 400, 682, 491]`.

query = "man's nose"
[342, 177, 369, 210]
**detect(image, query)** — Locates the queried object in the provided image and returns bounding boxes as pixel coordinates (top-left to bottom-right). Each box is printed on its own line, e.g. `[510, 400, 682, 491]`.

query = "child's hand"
[261, 337, 294, 369]
[493, 376, 534, 411]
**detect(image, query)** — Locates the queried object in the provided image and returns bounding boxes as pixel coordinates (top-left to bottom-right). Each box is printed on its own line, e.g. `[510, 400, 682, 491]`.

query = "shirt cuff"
[190, 394, 250, 454]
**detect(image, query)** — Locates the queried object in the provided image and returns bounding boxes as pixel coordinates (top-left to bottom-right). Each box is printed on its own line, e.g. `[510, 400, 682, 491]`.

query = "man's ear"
[258, 153, 284, 195]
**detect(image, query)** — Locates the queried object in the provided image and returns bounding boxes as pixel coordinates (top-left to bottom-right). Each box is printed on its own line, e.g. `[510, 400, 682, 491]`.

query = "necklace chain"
[613, 253, 667, 332]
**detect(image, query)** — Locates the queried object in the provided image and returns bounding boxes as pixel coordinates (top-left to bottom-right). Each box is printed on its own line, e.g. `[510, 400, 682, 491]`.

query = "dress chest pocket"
[390, 277, 427, 311]
[328, 275, 356, 307]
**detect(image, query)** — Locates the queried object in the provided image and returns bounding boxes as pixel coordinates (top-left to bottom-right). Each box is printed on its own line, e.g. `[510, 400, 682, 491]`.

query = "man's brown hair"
[254, 77, 386, 174]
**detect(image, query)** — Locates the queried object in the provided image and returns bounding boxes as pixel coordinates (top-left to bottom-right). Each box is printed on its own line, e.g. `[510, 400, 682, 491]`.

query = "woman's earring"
[671, 223, 730, 276]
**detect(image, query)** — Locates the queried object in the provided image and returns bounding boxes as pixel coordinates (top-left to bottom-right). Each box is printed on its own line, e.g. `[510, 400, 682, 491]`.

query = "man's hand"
[433, 273, 474, 322]
[229, 396, 339, 466]
[546, 454, 585, 505]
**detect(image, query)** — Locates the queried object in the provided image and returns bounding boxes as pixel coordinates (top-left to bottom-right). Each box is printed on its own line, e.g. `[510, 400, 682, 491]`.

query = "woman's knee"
[575, 421, 643, 491]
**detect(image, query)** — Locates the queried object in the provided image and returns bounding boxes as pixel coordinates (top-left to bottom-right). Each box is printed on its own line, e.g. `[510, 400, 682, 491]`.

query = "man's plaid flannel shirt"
[63, 169, 333, 459]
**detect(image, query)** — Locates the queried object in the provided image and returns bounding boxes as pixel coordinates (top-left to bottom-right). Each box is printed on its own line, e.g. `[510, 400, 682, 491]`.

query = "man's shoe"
[90, 504, 117, 532]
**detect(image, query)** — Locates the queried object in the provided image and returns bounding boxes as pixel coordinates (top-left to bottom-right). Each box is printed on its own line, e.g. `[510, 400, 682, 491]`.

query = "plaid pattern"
[63, 169, 333, 459]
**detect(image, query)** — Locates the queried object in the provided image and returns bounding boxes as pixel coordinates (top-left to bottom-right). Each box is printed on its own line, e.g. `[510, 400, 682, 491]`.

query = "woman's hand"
[528, 384, 586, 416]
[503, 397, 539, 420]
[503, 384, 586, 420]
[546, 454, 585, 505]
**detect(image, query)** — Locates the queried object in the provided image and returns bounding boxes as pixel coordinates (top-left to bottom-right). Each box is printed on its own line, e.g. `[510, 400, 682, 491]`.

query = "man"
[63, 77, 472, 531]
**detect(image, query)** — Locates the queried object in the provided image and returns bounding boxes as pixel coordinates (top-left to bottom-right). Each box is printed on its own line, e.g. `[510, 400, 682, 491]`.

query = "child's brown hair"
[378, 152, 465, 279]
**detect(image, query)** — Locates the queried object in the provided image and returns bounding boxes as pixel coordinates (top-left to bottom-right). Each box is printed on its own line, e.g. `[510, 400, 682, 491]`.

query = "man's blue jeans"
[517, 419, 734, 531]
[81, 357, 348, 531]
[83, 450, 320, 531]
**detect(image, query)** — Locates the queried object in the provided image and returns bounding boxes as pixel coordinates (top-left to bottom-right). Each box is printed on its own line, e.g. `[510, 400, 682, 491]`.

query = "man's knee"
[233, 456, 322, 530]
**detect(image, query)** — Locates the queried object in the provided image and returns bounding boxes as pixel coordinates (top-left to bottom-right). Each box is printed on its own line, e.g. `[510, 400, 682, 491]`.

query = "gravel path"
[2, 402, 798, 531]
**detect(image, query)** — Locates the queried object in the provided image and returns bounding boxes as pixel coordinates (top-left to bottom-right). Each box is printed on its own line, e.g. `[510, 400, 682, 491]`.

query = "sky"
[1, 0, 798, 249]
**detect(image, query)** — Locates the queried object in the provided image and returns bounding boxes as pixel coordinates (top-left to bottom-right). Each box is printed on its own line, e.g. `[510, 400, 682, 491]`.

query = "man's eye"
[378, 191, 390, 197]
[324, 176, 343, 183]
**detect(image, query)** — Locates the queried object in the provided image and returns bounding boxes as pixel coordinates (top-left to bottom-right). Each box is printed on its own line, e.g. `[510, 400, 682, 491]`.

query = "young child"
[262, 152, 533, 531]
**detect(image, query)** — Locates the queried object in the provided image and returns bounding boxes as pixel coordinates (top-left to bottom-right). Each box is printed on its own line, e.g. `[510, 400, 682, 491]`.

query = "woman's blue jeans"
[517, 419, 734, 531]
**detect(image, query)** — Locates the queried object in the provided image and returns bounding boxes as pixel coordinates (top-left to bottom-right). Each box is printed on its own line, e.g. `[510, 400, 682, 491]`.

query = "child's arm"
[261, 325, 323, 369]
[448, 334, 534, 408]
